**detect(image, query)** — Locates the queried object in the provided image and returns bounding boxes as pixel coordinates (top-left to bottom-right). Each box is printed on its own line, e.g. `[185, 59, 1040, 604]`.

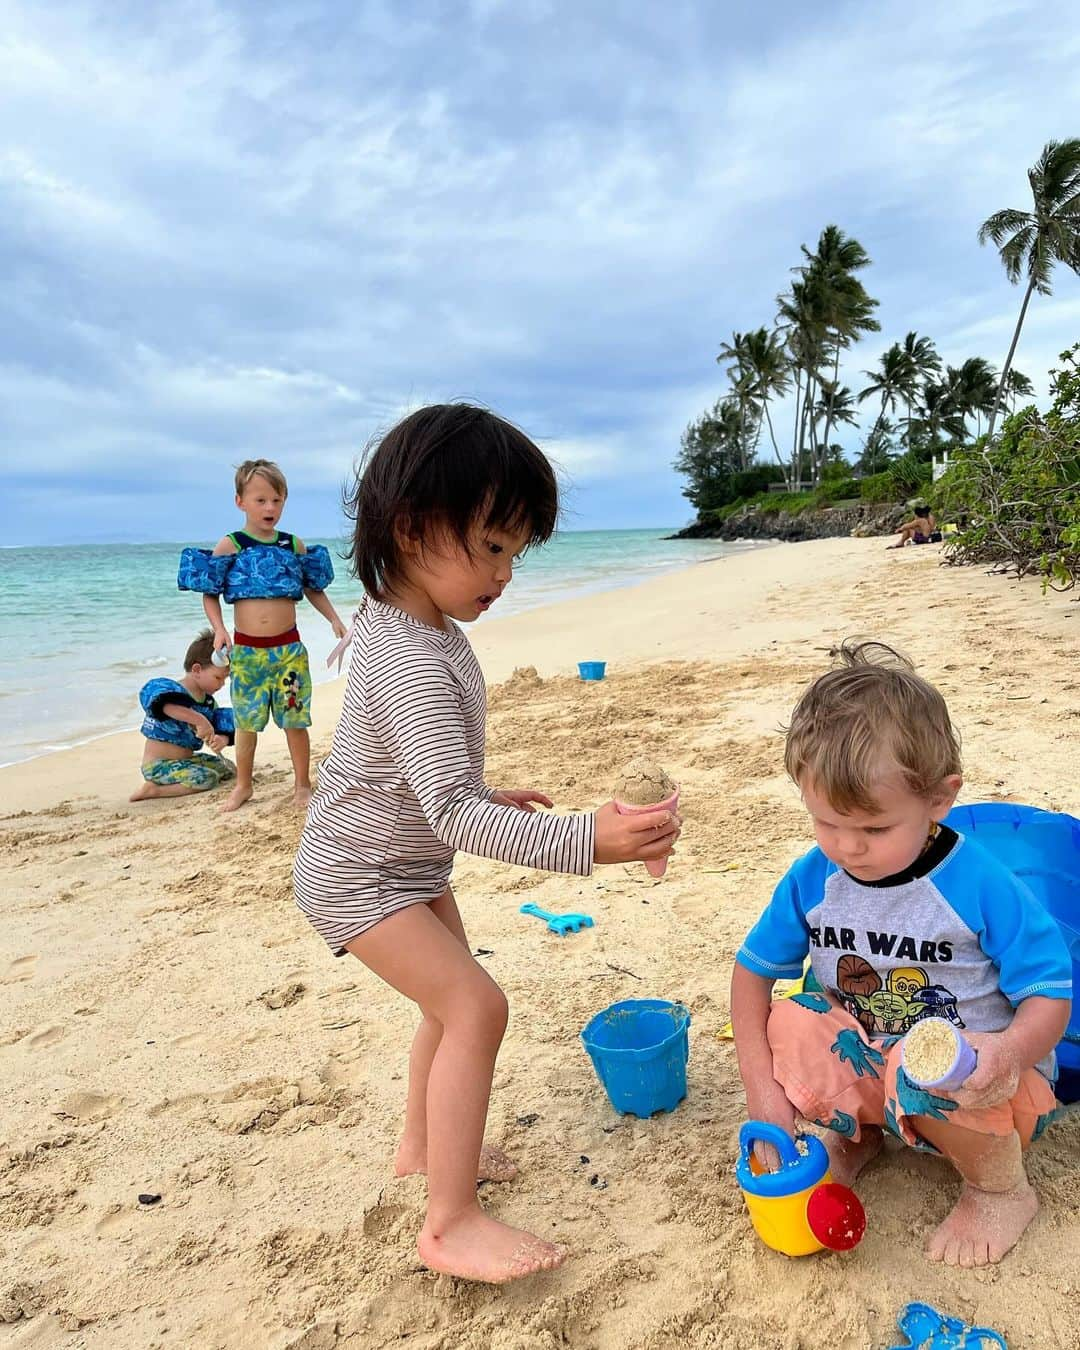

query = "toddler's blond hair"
[784, 640, 961, 813]
[235, 458, 288, 498]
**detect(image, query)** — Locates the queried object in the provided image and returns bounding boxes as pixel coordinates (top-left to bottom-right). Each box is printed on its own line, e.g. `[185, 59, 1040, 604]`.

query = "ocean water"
[0, 529, 768, 766]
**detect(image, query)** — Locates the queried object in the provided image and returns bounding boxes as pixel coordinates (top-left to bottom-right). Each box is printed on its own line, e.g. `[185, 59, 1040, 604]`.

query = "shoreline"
[0, 534, 765, 773]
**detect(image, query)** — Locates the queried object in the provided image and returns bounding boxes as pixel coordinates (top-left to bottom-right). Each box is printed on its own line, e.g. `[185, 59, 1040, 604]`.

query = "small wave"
[107, 656, 170, 673]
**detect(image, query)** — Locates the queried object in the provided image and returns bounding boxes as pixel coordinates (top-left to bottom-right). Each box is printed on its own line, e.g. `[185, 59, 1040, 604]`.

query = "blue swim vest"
[178, 530, 334, 603]
[944, 803, 1080, 1103]
[140, 678, 236, 752]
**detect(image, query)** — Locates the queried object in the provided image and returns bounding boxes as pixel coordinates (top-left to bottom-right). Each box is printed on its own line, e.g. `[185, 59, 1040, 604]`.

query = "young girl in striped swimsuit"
[295, 405, 681, 1285]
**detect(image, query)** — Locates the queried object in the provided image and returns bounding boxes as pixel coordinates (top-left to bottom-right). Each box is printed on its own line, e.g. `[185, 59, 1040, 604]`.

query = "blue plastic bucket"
[581, 998, 690, 1116]
[578, 661, 606, 681]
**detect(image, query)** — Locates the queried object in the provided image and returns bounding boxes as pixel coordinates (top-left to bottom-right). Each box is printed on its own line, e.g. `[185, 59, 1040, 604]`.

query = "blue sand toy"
[889, 1301, 1007, 1349]
[519, 902, 595, 935]
[944, 803, 1080, 1104]
[581, 998, 691, 1116]
[577, 661, 606, 681]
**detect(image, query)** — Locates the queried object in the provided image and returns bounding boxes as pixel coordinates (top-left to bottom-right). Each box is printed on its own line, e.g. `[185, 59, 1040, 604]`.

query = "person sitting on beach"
[730, 641, 1071, 1267]
[294, 404, 682, 1285]
[130, 630, 237, 802]
[887, 504, 941, 548]
[178, 458, 348, 813]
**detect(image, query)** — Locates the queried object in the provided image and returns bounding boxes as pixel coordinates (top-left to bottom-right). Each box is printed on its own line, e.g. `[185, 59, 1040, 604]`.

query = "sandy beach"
[2, 537, 1078, 1349]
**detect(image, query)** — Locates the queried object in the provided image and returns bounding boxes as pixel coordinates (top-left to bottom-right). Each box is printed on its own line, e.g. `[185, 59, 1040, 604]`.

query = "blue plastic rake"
[519, 903, 595, 935]
[889, 1302, 1007, 1350]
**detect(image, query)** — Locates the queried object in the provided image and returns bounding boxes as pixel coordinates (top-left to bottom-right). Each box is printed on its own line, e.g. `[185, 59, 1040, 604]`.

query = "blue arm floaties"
[178, 542, 334, 602]
[178, 548, 233, 597]
[212, 706, 236, 746]
[299, 544, 334, 592]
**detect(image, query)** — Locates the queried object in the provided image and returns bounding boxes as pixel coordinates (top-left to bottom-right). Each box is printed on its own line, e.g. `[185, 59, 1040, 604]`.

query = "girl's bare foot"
[418, 1207, 566, 1283]
[221, 784, 253, 813]
[926, 1181, 1038, 1267]
[292, 785, 313, 810]
[395, 1142, 518, 1183]
[824, 1126, 883, 1187]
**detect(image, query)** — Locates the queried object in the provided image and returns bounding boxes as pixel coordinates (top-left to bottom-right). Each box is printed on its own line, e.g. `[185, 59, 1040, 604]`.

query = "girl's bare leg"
[223, 731, 256, 812]
[394, 891, 516, 1183]
[913, 1116, 1037, 1267]
[345, 904, 566, 1283]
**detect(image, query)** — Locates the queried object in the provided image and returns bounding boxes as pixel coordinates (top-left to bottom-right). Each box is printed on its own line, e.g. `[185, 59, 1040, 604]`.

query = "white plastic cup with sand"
[902, 1017, 976, 1093]
[612, 757, 679, 879]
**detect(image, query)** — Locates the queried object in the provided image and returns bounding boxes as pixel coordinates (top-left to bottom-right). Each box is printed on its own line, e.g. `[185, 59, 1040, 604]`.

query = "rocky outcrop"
[671, 502, 907, 543]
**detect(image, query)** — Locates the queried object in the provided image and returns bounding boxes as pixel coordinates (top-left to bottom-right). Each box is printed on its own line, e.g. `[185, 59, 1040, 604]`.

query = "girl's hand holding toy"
[593, 799, 681, 865]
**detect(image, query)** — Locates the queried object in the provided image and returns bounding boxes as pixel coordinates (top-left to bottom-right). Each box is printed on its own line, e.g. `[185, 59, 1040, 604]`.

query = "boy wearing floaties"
[731, 642, 1071, 1267]
[130, 630, 236, 801]
[178, 458, 347, 812]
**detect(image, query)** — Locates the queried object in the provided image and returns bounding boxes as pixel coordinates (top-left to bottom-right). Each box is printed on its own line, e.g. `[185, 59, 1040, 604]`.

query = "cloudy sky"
[3, 0, 1079, 545]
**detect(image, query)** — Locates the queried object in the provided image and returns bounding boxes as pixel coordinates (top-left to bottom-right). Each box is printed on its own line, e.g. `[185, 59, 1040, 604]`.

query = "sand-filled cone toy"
[902, 1017, 977, 1093]
[613, 757, 679, 878]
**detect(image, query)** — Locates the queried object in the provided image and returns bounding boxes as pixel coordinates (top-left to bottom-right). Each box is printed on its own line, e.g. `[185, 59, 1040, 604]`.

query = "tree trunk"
[986, 277, 1036, 442]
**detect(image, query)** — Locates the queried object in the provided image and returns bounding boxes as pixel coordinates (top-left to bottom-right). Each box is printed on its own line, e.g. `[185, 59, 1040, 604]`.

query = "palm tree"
[857, 416, 897, 475]
[978, 138, 1080, 441]
[1004, 367, 1036, 413]
[914, 381, 967, 455]
[813, 382, 859, 450]
[899, 331, 941, 447]
[716, 327, 792, 472]
[799, 226, 880, 481]
[954, 357, 999, 437]
[858, 343, 914, 454]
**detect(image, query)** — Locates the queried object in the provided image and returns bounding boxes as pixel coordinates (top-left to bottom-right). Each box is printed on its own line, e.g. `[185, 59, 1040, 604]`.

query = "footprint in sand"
[27, 1024, 67, 1050]
[362, 1199, 406, 1238]
[4, 954, 38, 984]
[54, 1090, 123, 1123]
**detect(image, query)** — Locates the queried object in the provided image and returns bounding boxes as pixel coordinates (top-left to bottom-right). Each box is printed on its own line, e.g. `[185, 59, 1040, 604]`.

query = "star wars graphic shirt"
[737, 827, 1072, 1081]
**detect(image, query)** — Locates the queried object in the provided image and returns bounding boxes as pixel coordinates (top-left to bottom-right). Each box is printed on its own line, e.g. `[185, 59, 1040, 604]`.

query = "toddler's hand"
[207, 733, 228, 754]
[744, 1080, 798, 1171]
[594, 800, 681, 865]
[331, 617, 348, 640]
[951, 1031, 1021, 1110]
[491, 789, 554, 813]
[193, 716, 215, 744]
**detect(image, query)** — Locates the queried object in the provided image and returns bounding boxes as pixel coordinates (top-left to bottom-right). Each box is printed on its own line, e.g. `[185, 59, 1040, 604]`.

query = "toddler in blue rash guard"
[130, 629, 236, 801]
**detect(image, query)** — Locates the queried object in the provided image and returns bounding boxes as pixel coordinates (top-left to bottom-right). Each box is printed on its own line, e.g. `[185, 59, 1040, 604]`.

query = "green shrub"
[886, 452, 933, 497]
[941, 345, 1080, 588]
[859, 471, 896, 502]
[812, 477, 861, 505]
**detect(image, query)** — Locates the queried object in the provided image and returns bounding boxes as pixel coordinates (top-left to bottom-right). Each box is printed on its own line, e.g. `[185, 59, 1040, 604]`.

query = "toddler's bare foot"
[418, 1207, 566, 1284]
[129, 784, 157, 802]
[292, 785, 313, 810]
[395, 1142, 518, 1183]
[221, 784, 253, 813]
[926, 1181, 1038, 1267]
[824, 1126, 883, 1187]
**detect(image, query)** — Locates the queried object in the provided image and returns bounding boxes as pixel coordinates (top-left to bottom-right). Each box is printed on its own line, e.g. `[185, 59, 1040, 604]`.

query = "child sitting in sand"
[731, 641, 1071, 1267]
[130, 630, 237, 801]
[294, 404, 681, 1284]
[178, 458, 348, 813]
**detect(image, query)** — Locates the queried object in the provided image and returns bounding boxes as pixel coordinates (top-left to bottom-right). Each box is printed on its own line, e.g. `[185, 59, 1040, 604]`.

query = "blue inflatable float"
[944, 802, 1080, 1104]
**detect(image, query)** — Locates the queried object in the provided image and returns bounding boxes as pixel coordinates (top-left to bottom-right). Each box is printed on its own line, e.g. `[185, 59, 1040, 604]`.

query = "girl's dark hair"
[345, 404, 559, 594]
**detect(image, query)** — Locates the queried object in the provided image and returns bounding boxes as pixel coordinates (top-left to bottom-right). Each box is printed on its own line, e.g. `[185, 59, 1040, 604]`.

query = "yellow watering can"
[735, 1122, 866, 1257]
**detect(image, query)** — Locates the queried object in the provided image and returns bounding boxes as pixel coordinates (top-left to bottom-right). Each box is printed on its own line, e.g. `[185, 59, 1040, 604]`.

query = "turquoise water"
[0, 529, 766, 766]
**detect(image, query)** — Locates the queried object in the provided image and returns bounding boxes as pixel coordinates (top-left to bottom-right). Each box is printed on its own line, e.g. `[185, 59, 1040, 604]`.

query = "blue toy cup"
[578, 661, 606, 681]
[580, 998, 690, 1116]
